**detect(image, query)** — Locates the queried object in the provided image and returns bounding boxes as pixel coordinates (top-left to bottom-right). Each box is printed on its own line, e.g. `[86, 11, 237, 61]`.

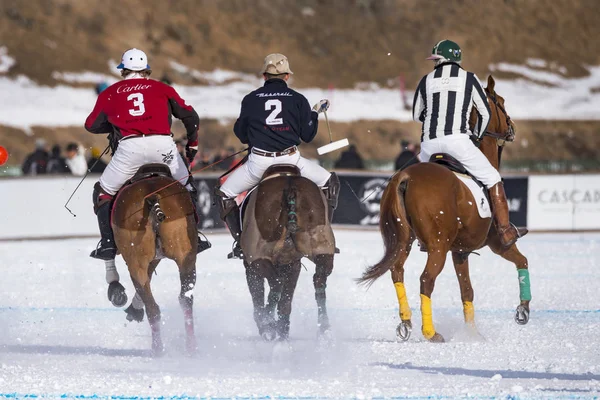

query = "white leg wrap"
[104, 259, 119, 284]
[132, 292, 144, 310]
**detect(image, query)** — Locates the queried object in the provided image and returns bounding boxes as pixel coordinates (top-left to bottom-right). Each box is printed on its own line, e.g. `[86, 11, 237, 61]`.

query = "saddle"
[261, 164, 301, 181]
[429, 153, 485, 190]
[126, 163, 172, 185]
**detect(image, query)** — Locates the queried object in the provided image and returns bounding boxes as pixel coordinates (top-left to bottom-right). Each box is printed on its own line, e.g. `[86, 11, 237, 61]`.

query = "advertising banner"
[528, 175, 600, 230]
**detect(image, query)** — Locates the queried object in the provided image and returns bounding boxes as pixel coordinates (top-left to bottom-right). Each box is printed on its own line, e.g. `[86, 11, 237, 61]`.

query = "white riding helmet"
[117, 48, 150, 71]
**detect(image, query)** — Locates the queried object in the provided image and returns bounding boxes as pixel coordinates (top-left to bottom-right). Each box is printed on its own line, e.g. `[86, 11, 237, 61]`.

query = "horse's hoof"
[107, 282, 128, 308]
[124, 304, 144, 323]
[396, 320, 412, 341]
[261, 330, 277, 342]
[186, 339, 198, 356]
[152, 343, 165, 357]
[515, 305, 530, 325]
[427, 332, 445, 343]
[318, 321, 331, 335]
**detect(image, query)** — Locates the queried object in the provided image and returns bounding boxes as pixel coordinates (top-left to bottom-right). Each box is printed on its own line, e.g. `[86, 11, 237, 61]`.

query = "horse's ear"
[487, 75, 496, 92]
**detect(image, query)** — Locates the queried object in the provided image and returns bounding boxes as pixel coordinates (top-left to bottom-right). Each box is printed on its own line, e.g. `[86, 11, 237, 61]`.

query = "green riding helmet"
[426, 40, 462, 63]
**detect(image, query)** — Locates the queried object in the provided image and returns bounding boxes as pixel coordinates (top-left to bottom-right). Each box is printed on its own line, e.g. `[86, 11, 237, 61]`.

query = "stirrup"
[227, 242, 244, 260]
[197, 232, 212, 254]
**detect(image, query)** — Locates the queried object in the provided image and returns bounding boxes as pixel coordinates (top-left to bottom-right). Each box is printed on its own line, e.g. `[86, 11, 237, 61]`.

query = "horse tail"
[282, 177, 299, 250]
[358, 171, 411, 287]
[146, 194, 166, 230]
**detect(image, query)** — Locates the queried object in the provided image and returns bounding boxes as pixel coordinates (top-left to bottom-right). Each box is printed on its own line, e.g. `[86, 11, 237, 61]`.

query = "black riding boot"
[90, 202, 117, 260]
[322, 173, 341, 254]
[216, 190, 243, 259]
[189, 187, 212, 254]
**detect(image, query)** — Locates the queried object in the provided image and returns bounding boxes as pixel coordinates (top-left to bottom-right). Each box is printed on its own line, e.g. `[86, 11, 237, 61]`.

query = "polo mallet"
[317, 110, 349, 155]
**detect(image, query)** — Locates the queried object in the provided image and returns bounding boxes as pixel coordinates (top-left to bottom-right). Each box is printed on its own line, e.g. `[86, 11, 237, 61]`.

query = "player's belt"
[251, 146, 298, 157]
[120, 133, 173, 141]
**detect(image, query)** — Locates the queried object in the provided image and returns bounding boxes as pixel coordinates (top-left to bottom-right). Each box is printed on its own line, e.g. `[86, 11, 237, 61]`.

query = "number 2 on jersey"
[265, 99, 283, 125]
[127, 93, 146, 117]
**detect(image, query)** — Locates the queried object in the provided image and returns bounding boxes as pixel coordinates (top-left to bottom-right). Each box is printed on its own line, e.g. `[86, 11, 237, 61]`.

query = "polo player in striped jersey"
[412, 39, 527, 247]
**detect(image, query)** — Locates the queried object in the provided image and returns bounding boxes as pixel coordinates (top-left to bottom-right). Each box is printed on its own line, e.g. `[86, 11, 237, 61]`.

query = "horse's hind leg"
[420, 250, 448, 342]
[487, 235, 531, 325]
[177, 252, 197, 354]
[129, 259, 164, 355]
[276, 260, 302, 340]
[246, 260, 279, 340]
[391, 236, 415, 341]
[452, 252, 480, 334]
[313, 254, 334, 336]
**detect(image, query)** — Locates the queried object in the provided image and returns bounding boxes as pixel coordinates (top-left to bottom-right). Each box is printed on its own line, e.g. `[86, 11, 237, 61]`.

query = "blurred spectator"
[160, 74, 172, 86]
[47, 145, 71, 174]
[95, 81, 109, 95]
[21, 138, 49, 175]
[394, 140, 419, 170]
[87, 146, 107, 173]
[212, 147, 235, 170]
[334, 144, 364, 169]
[65, 143, 88, 176]
[192, 149, 212, 171]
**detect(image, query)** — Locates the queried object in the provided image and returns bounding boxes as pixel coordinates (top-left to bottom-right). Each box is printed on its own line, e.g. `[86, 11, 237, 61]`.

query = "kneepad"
[323, 172, 341, 208]
[93, 182, 113, 214]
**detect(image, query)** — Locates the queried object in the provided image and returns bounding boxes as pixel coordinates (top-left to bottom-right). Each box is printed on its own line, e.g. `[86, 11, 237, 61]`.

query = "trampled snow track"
[1, 232, 599, 399]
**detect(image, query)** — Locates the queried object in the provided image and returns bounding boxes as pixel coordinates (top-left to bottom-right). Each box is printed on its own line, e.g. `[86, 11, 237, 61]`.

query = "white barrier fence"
[0, 174, 599, 240]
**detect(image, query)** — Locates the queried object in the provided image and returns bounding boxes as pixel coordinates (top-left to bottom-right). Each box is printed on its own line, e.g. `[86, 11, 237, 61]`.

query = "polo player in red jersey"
[85, 48, 210, 260]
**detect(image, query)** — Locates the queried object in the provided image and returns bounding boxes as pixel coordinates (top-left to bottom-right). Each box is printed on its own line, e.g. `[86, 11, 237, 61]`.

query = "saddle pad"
[239, 186, 259, 231]
[454, 172, 491, 219]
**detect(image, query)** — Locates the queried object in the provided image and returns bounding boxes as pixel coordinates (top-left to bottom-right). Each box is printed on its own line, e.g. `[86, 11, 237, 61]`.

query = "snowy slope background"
[2, 46, 600, 132]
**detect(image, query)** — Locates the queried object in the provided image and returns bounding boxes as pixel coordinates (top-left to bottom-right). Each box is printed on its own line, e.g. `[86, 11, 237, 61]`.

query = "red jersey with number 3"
[85, 78, 199, 145]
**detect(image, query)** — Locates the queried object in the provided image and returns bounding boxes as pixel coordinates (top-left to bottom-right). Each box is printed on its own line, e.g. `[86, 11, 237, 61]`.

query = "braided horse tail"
[282, 176, 299, 250]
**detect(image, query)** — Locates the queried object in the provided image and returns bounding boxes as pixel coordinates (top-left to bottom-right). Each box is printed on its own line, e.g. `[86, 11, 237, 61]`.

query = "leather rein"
[483, 89, 515, 143]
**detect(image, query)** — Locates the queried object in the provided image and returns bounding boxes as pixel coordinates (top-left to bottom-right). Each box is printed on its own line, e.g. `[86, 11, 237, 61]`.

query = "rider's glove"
[312, 99, 330, 114]
[186, 140, 198, 164]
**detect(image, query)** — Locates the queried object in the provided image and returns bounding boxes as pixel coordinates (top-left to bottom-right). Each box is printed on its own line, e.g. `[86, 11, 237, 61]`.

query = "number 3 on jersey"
[265, 99, 283, 125]
[127, 93, 146, 117]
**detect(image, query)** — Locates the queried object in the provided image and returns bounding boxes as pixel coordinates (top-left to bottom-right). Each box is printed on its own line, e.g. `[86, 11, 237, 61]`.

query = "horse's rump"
[111, 168, 197, 261]
[242, 171, 334, 263]
[112, 175, 193, 231]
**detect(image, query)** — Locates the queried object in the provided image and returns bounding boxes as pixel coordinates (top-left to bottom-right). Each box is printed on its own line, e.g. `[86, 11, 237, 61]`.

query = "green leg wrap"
[518, 269, 532, 301]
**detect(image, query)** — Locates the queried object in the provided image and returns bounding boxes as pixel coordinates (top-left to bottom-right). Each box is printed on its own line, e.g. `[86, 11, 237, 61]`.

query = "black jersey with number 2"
[233, 79, 319, 152]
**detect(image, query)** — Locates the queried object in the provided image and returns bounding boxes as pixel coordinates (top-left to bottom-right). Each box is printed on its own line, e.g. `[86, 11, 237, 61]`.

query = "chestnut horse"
[240, 165, 336, 341]
[111, 164, 198, 355]
[358, 76, 531, 342]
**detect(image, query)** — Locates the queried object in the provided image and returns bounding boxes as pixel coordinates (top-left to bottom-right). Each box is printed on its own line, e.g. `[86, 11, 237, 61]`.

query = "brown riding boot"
[489, 182, 528, 247]
[215, 189, 243, 259]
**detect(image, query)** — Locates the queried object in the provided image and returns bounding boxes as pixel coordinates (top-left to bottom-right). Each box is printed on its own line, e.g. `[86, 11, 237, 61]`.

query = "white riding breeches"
[99, 135, 191, 195]
[419, 134, 501, 189]
[219, 148, 331, 198]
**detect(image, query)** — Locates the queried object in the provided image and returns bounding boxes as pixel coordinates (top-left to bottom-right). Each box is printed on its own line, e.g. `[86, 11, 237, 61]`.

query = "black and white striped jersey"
[412, 62, 491, 141]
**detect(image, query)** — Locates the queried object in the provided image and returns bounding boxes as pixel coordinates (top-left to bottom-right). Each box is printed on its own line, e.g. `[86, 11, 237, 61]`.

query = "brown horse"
[111, 164, 198, 355]
[240, 165, 336, 341]
[358, 75, 531, 342]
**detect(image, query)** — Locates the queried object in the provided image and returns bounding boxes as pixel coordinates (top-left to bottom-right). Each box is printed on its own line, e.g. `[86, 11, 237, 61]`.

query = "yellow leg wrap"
[463, 301, 475, 325]
[420, 294, 436, 339]
[394, 282, 412, 321]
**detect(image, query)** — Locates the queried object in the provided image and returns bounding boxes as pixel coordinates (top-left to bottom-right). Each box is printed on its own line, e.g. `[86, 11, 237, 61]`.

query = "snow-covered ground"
[1, 231, 599, 399]
[2, 52, 600, 132]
